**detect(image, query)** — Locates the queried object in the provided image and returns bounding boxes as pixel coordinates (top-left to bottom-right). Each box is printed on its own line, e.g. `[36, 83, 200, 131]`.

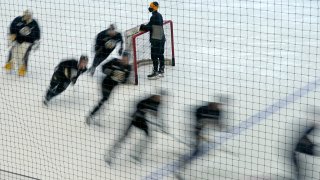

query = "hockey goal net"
[124, 20, 175, 85]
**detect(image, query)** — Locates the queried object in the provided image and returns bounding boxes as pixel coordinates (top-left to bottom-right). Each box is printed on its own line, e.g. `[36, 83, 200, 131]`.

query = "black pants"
[91, 51, 113, 69]
[89, 77, 118, 116]
[45, 74, 70, 101]
[151, 40, 165, 72]
[107, 115, 149, 162]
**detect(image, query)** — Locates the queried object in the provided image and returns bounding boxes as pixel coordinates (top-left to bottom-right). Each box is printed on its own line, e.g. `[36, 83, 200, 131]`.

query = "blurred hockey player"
[193, 102, 223, 155]
[293, 123, 319, 179]
[175, 102, 223, 180]
[139, 1, 166, 79]
[43, 55, 88, 106]
[4, 10, 40, 76]
[88, 24, 124, 76]
[105, 94, 162, 165]
[86, 52, 131, 125]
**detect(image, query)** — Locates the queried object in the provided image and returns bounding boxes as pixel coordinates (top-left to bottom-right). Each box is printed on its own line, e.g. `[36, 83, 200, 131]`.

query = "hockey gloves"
[139, 24, 147, 31]
[118, 48, 123, 56]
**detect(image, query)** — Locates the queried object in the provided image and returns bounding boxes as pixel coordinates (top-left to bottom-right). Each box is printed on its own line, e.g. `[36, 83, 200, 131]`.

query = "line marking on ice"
[143, 78, 320, 180]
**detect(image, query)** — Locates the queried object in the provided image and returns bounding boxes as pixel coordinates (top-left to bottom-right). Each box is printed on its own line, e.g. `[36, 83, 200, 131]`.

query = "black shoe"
[43, 100, 48, 107]
[86, 115, 92, 125]
[147, 71, 158, 79]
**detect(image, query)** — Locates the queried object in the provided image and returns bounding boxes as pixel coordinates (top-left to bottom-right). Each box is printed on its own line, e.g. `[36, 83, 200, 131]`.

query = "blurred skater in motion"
[293, 123, 319, 180]
[43, 55, 88, 106]
[105, 94, 163, 165]
[139, 1, 166, 79]
[88, 24, 124, 76]
[175, 101, 223, 180]
[193, 102, 223, 156]
[4, 10, 40, 76]
[86, 52, 131, 125]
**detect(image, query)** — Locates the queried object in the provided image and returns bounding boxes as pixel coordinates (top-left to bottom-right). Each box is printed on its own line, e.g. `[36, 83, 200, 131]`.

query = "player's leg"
[86, 78, 117, 124]
[4, 45, 16, 72]
[148, 42, 159, 79]
[44, 75, 70, 105]
[105, 123, 133, 165]
[17, 42, 32, 76]
[5, 44, 19, 72]
[192, 121, 204, 157]
[158, 41, 166, 77]
[130, 118, 150, 161]
[20, 43, 33, 75]
[88, 52, 109, 76]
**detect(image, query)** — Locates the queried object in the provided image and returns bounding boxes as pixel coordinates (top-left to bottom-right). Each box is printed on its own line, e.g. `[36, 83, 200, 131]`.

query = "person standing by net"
[139, 1, 166, 79]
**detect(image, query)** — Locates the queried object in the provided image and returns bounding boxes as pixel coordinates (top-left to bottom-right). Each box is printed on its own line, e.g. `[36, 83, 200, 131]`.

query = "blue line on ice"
[144, 78, 320, 180]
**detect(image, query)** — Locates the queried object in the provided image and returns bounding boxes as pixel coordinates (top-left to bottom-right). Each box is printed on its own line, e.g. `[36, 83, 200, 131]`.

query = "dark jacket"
[140, 11, 166, 43]
[134, 97, 160, 119]
[10, 16, 40, 44]
[95, 29, 123, 54]
[196, 106, 221, 122]
[54, 59, 87, 84]
[101, 58, 131, 83]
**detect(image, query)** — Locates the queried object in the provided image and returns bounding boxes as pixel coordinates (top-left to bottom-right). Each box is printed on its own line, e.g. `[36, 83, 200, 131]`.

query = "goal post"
[125, 20, 175, 85]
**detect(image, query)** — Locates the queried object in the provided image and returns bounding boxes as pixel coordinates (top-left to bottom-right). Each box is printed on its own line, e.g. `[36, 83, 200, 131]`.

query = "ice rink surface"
[1, 0, 320, 179]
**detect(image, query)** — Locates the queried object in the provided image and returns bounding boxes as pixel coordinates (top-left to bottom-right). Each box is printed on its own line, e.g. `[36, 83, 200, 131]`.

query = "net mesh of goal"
[124, 20, 175, 84]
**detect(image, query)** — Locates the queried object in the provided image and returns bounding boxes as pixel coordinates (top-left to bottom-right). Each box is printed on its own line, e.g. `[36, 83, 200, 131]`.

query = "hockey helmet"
[23, 9, 33, 22]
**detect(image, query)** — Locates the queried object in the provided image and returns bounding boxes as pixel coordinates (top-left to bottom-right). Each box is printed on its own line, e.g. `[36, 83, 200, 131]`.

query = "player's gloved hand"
[118, 48, 123, 56]
[32, 40, 40, 51]
[139, 24, 147, 31]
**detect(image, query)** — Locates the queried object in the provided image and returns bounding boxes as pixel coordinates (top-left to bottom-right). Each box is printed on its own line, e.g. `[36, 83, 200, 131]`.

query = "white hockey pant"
[8, 42, 32, 68]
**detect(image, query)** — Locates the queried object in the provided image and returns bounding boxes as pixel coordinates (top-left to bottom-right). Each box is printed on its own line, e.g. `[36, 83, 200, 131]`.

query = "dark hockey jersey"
[134, 97, 160, 119]
[101, 58, 131, 83]
[196, 105, 221, 122]
[139, 11, 166, 43]
[54, 59, 87, 84]
[10, 16, 40, 44]
[95, 29, 123, 54]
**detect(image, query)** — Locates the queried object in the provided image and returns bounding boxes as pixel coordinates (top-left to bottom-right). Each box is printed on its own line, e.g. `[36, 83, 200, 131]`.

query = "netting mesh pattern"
[0, 0, 320, 179]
